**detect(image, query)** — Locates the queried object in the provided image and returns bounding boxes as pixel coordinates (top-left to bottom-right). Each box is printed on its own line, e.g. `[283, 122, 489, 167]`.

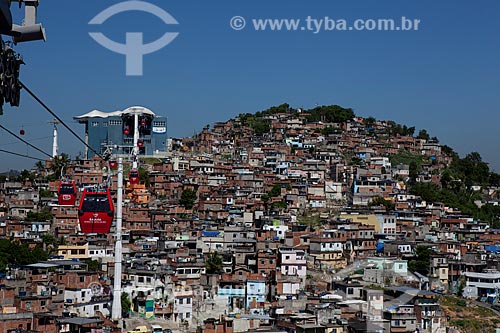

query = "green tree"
[0, 240, 49, 272]
[268, 184, 282, 197]
[409, 161, 419, 183]
[39, 188, 53, 198]
[249, 118, 271, 134]
[50, 153, 70, 177]
[121, 292, 131, 317]
[409, 245, 432, 276]
[138, 168, 150, 187]
[41, 234, 57, 253]
[271, 201, 287, 210]
[363, 117, 376, 128]
[26, 209, 53, 222]
[87, 260, 100, 272]
[205, 251, 223, 274]
[35, 161, 45, 173]
[179, 189, 197, 209]
[305, 105, 355, 123]
[417, 129, 430, 141]
[18, 169, 36, 182]
[368, 196, 395, 211]
[260, 103, 292, 116]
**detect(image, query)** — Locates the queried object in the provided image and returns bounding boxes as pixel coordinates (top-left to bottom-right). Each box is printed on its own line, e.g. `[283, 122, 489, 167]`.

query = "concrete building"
[74, 106, 168, 158]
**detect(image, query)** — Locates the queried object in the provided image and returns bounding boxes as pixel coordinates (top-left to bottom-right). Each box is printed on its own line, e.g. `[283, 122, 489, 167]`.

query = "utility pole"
[112, 158, 124, 324]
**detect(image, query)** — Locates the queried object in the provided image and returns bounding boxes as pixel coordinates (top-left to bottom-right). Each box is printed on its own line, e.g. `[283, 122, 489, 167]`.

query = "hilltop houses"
[1, 106, 498, 332]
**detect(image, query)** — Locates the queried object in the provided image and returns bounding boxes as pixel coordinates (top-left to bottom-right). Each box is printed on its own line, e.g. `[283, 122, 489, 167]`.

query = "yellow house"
[340, 213, 380, 233]
[57, 243, 89, 260]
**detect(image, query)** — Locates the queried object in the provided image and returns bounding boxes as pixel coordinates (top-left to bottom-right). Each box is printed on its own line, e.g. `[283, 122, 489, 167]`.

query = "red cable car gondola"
[20, 127, 25, 136]
[58, 181, 77, 206]
[78, 188, 114, 234]
[137, 139, 144, 148]
[140, 119, 146, 127]
[109, 160, 118, 170]
[123, 127, 130, 135]
[129, 168, 140, 185]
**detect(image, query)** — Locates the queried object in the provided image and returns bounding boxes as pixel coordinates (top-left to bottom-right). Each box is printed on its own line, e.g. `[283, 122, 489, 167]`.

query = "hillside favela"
[2, 103, 500, 333]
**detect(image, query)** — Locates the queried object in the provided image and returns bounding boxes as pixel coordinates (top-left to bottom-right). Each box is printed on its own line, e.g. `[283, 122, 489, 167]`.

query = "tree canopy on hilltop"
[305, 105, 355, 123]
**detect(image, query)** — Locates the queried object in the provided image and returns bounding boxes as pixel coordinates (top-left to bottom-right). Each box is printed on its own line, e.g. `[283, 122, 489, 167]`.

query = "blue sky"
[1, 0, 499, 171]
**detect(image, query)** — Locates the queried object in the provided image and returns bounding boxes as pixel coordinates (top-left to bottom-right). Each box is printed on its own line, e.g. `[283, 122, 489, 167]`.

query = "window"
[179, 298, 183, 304]
[80, 276, 85, 283]
[91, 122, 99, 127]
[186, 298, 191, 304]
[186, 312, 191, 318]
[347, 288, 354, 295]
[109, 120, 122, 125]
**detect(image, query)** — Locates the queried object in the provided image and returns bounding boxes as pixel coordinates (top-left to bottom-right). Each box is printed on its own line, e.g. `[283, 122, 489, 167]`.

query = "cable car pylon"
[112, 157, 123, 324]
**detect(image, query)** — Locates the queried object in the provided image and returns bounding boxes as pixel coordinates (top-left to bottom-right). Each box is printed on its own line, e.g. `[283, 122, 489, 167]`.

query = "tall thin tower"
[48, 120, 60, 157]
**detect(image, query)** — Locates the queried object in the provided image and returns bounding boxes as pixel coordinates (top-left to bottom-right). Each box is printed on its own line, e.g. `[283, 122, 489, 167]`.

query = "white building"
[278, 248, 307, 277]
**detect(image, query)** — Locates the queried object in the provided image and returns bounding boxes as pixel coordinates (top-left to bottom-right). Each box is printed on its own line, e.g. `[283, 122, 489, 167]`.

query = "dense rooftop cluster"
[1, 104, 500, 333]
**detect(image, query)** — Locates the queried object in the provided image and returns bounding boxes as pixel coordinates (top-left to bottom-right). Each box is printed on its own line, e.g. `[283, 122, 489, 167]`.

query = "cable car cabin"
[58, 182, 77, 206]
[129, 169, 140, 185]
[78, 188, 114, 234]
[109, 160, 118, 170]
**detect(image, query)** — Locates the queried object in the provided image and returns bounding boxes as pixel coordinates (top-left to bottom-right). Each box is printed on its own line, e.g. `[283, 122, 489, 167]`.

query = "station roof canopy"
[74, 106, 155, 122]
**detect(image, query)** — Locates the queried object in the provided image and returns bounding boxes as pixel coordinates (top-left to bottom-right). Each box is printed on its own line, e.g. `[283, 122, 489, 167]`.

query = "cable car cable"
[0, 148, 46, 161]
[19, 80, 105, 160]
[0, 136, 52, 147]
[0, 123, 52, 158]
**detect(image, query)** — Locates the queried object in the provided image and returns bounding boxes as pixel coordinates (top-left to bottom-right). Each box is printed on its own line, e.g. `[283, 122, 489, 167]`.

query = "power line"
[0, 123, 52, 158]
[19, 80, 104, 159]
[0, 148, 45, 161]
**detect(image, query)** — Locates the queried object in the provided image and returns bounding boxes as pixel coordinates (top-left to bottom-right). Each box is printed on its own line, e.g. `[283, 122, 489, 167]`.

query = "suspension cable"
[0, 135, 52, 147]
[0, 148, 45, 161]
[0, 123, 52, 158]
[19, 80, 105, 159]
